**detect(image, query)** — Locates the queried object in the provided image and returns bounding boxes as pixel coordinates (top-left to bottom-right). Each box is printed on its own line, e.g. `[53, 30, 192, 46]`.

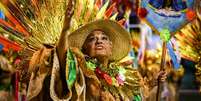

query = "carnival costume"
[0, 0, 143, 100]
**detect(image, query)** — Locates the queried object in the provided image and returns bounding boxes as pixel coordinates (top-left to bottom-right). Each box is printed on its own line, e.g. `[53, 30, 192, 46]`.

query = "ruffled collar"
[85, 57, 126, 87]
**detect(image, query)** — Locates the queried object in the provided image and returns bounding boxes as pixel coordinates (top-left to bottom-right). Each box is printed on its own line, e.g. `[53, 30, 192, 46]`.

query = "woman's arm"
[57, 0, 75, 68]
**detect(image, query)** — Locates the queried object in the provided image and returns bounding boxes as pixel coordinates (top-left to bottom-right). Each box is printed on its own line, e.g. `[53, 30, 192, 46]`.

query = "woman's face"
[83, 30, 112, 59]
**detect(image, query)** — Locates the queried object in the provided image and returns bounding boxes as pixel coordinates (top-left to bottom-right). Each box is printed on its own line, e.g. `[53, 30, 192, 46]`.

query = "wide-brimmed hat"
[68, 19, 131, 61]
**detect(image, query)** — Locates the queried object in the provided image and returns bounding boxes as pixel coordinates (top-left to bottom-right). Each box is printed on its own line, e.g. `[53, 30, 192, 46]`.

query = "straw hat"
[68, 19, 131, 61]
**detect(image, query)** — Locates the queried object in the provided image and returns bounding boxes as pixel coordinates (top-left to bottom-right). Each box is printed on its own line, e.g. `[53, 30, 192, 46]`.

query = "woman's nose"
[96, 38, 103, 44]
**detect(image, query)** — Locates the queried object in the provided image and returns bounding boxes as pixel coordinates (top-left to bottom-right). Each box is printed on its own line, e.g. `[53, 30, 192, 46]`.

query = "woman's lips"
[95, 45, 104, 50]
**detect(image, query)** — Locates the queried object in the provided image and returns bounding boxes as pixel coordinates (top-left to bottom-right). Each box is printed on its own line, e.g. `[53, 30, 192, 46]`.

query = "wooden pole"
[156, 42, 167, 101]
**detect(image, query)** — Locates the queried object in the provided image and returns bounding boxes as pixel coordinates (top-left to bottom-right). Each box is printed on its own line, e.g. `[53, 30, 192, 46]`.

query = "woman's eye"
[102, 36, 109, 40]
[88, 37, 96, 42]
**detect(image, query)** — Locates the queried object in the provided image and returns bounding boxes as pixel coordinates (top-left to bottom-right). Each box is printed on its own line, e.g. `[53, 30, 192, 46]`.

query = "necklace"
[86, 60, 126, 87]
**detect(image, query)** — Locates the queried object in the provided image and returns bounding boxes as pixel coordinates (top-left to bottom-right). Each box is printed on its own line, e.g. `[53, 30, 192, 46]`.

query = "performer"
[25, 1, 167, 101]
[0, 0, 167, 100]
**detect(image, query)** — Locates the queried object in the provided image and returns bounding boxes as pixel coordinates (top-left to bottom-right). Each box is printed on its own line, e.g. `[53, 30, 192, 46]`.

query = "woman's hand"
[62, 0, 75, 32]
[156, 70, 167, 83]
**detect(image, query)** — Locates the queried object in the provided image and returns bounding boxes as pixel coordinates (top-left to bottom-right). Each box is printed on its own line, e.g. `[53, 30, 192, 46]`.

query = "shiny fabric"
[26, 47, 141, 101]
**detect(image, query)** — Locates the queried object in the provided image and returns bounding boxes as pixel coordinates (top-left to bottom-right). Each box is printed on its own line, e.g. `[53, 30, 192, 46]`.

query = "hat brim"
[68, 19, 131, 61]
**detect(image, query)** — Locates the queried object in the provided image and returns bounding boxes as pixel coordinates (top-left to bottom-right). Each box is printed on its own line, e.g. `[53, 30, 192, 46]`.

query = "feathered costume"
[175, 3, 201, 92]
[0, 0, 142, 101]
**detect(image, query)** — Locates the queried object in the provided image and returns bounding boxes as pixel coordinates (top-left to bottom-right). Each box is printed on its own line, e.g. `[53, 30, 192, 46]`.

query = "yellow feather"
[96, 0, 109, 19]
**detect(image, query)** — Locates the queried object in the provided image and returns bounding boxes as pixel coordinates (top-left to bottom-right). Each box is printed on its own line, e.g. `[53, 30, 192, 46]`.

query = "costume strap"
[50, 49, 86, 101]
[50, 50, 72, 101]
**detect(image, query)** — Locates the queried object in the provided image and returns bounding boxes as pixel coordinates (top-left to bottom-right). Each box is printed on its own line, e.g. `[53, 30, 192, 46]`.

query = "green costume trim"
[66, 49, 77, 88]
[134, 95, 142, 101]
[86, 60, 96, 71]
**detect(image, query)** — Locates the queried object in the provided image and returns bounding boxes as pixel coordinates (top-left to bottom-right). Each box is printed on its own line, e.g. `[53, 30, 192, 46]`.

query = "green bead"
[160, 28, 171, 42]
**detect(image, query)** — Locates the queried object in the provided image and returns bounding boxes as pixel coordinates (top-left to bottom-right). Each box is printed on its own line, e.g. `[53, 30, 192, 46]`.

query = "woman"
[25, 2, 166, 100]
[53, 20, 143, 101]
